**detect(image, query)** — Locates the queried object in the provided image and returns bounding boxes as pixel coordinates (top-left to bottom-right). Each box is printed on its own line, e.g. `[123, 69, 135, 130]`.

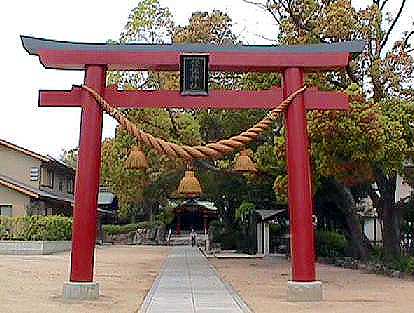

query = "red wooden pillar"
[284, 67, 316, 282]
[70, 65, 106, 282]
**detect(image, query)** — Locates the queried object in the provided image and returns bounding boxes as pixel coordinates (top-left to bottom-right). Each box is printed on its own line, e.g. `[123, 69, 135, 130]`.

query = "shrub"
[120, 223, 139, 233]
[0, 215, 72, 241]
[209, 220, 225, 242]
[269, 223, 282, 236]
[155, 209, 174, 226]
[208, 221, 246, 250]
[136, 221, 158, 230]
[403, 257, 414, 273]
[390, 256, 414, 274]
[316, 230, 348, 258]
[0, 223, 8, 239]
[103, 222, 157, 236]
[221, 230, 244, 250]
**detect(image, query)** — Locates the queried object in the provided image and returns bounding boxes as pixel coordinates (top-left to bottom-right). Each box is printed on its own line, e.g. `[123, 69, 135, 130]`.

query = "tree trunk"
[331, 179, 371, 261]
[373, 168, 401, 260]
[343, 207, 370, 261]
[382, 203, 401, 261]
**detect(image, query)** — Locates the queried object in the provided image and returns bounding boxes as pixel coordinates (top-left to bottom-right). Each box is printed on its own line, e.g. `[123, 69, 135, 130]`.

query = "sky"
[0, 0, 412, 158]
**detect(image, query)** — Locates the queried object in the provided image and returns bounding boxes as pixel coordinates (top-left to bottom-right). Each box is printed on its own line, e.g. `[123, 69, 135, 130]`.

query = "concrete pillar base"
[287, 281, 323, 302]
[63, 282, 99, 300]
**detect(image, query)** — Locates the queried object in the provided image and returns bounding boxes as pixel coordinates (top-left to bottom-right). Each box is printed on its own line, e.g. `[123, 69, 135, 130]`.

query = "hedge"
[102, 221, 156, 236]
[0, 215, 72, 241]
[316, 230, 348, 257]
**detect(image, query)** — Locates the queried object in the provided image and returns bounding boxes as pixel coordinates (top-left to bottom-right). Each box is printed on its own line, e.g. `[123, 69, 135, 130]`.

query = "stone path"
[140, 246, 252, 313]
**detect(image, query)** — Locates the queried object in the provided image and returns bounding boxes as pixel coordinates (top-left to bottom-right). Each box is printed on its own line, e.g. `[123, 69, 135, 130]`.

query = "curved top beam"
[21, 36, 365, 55]
[21, 35, 365, 72]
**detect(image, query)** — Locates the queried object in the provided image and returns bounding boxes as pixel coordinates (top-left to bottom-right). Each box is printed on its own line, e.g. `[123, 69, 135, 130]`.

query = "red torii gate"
[21, 36, 364, 301]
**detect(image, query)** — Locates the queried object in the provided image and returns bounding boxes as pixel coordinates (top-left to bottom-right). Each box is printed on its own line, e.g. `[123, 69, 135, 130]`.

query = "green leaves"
[235, 201, 256, 224]
[316, 230, 348, 258]
[0, 216, 72, 241]
[120, 0, 174, 44]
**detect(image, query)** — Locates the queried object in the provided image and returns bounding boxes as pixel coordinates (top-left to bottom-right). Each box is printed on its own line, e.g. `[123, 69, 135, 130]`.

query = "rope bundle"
[81, 85, 306, 161]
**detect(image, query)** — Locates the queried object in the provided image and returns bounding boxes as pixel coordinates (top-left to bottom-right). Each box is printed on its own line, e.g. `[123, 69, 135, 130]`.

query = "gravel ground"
[0, 245, 170, 313]
[210, 256, 414, 313]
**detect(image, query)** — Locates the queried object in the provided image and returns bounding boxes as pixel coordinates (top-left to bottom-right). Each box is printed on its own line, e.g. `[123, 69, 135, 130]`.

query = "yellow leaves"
[307, 95, 414, 187]
[317, 0, 359, 41]
[274, 175, 288, 204]
[120, 0, 174, 43]
[158, 72, 179, 90]
[308, 99, 385, 185]
[173, 11, 236, 45]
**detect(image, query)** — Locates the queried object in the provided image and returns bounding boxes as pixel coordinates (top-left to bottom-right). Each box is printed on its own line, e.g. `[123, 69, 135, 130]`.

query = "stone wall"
[0, 240, 71, 255]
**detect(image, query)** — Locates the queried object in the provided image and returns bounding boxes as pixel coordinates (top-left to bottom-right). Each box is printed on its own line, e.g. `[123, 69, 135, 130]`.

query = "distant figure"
[190, 229, 197, 247]
[167, 228, 172, 245]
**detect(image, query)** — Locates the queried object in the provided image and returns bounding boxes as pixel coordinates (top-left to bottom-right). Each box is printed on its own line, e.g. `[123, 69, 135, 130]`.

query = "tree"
[60, 148, 78, 169]
[120, 0, 174, 44]
[246, 0, 414, 260]
[102, 3, 259, 222]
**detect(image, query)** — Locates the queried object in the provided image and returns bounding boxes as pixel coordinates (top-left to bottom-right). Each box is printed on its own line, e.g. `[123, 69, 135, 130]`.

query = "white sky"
[0, 0, 412, 158]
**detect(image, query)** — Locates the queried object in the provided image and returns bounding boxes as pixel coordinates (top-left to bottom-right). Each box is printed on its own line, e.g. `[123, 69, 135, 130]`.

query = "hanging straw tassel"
[125, 146, 149, 170]
[233, 149, 257, 173]
[177, 170, 203, 197]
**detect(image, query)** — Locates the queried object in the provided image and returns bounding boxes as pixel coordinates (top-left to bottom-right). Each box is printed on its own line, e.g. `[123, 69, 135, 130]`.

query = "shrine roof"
[21, 35, 365, 72]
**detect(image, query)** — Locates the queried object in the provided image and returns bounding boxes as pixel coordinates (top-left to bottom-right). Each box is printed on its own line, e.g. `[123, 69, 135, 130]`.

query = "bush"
[103, 222, 156, 236]
[209, 221, 246, 250]
[136, 221, 158, 229]
[221, 230, 244, 250]
[269, 223, 282, 236]
[390, 256, 414, 274]
[103, 224, 122, 236]
[0, 215, 72, 241]
[0, 223, 8, 239]
[316, 230, 348, 258]
[209, 220, 225, 241]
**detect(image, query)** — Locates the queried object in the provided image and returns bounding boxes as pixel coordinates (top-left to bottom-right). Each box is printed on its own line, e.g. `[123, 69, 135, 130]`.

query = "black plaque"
[180, 54, 209, 96]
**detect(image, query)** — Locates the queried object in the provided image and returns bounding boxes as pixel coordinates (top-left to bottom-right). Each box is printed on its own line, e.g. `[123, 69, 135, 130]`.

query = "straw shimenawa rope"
[81, 85, 306, 161]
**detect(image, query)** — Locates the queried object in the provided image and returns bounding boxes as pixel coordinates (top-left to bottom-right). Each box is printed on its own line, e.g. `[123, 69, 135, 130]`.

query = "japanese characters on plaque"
[180, 54, 209, 96]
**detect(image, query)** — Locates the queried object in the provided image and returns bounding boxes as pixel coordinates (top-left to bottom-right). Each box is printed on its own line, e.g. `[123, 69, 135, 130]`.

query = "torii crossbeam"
[21, 35, 364, 301]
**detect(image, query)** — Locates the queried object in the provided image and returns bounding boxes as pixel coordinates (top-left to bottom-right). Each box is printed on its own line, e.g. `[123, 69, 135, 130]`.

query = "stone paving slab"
[140, 246, 252, 313]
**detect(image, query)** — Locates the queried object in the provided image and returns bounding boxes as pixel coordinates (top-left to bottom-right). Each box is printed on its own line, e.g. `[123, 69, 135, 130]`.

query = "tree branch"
[167, 109, 180, 139]
[403, 30, 414, 47]
[373, 166, 389, 197]
[381, 0, 407, 50]
[380, 0, 389, 11]
[368, 184, 381, 209]
[395, 194, 412, 212]
[265, 4, 282, 26]
[241, 0, 266, 9]
[346, 66, 360, 85]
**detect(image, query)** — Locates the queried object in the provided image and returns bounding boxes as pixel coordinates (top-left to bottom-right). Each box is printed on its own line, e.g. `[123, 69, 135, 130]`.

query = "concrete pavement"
[140, 246, 252, 313]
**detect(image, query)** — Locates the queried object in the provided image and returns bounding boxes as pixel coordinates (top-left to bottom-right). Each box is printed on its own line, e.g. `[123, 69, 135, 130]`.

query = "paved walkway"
[140, 246, 252, 313]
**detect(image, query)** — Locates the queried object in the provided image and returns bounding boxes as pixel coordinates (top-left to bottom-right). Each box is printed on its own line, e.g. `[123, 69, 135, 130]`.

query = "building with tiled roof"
[0, 138, 75, 217]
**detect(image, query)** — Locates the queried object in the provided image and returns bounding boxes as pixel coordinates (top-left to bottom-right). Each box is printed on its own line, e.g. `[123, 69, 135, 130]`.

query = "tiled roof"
[0, 138, 49, 162]
[0, 138, 75, 174]
[256, 209, 285, 221]
[170, 199, 219, 212]
[0, 174, 73, 203]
